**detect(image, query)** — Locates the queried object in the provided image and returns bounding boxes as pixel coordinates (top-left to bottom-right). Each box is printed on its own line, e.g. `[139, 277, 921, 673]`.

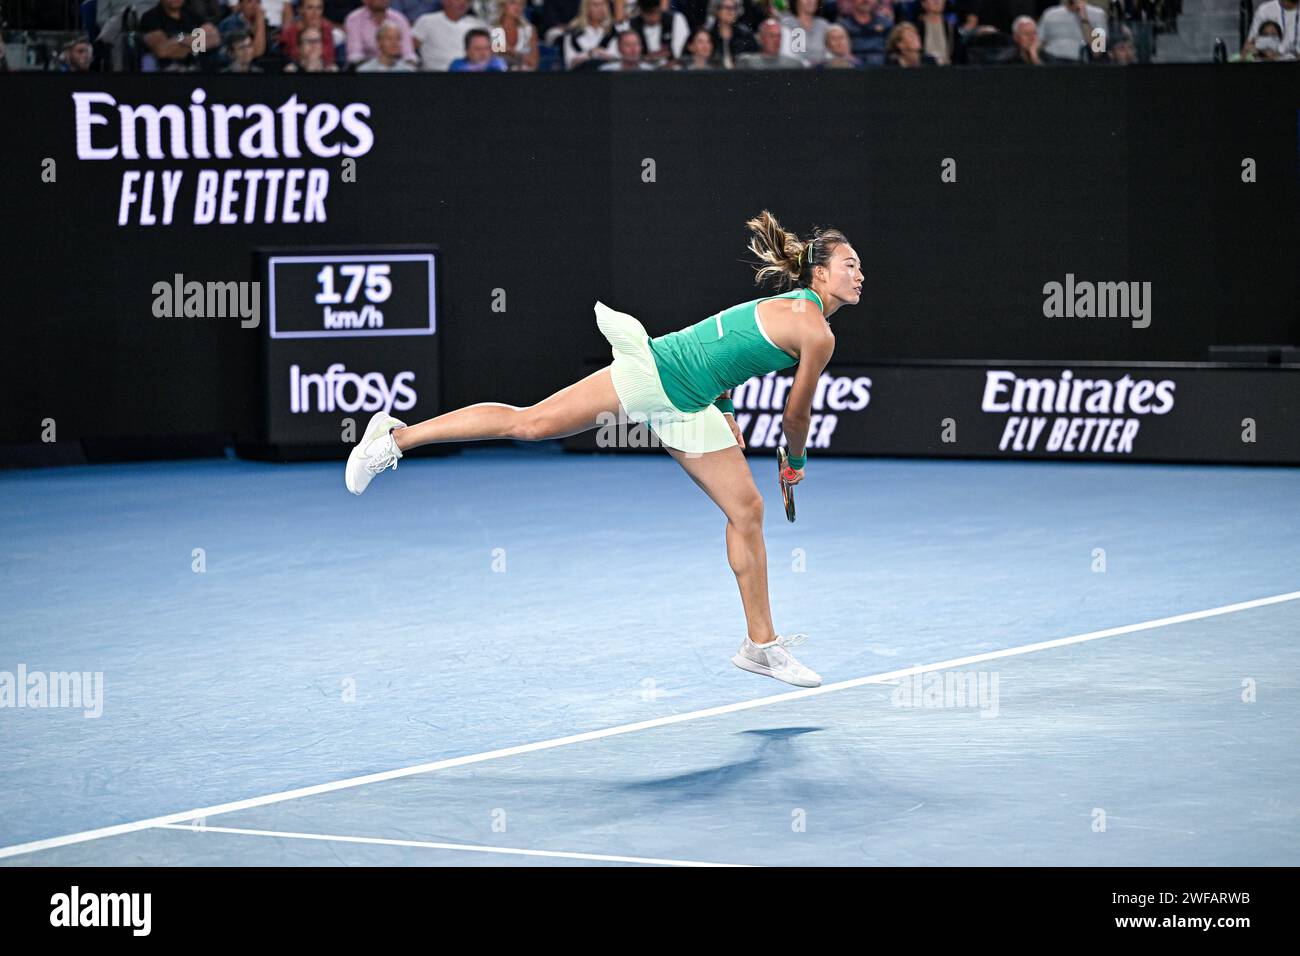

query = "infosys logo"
[289, 363, 416, 414]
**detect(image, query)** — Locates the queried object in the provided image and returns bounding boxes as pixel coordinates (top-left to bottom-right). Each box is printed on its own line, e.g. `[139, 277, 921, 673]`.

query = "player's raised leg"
[345, 366, 623, 494]
[395, 365, 621, 449]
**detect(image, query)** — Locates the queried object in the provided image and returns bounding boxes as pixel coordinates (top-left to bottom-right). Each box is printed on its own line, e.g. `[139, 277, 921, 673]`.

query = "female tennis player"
[345, 210, 862, 687]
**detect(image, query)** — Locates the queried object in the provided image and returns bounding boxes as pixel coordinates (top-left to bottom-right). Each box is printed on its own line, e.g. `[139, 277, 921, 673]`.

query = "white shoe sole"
[731, 653, 822, 688]
[344, 447, 367, 496]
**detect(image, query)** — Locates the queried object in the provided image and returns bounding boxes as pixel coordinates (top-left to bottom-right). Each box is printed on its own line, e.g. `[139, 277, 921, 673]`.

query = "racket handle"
[781, 466, 799, 483]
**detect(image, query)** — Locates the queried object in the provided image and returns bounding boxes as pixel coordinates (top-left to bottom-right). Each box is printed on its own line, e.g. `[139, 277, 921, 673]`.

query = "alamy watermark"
[1043, 274, 1151, 329]
[0, 665, 104, 718]
[152, 273, 260, 328]
[890, 669, 1000, 718]
[50, 886, 150, 935]
[593, 408, 718, 458]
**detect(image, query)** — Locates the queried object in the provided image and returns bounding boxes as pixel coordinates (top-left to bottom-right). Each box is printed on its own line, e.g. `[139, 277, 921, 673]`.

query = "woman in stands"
[345, 210, 863, 688]
[562, 0, 621, 69]
[492, 0, 540, 71]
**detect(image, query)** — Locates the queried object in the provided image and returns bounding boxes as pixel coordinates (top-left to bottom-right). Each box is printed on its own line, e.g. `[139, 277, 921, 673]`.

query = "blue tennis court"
[2, 449, 1297, 866]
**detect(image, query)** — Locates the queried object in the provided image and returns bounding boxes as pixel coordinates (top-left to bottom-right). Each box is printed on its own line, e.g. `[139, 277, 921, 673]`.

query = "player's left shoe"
[732, 634, 821, 687]
[345, 411, 407, 495]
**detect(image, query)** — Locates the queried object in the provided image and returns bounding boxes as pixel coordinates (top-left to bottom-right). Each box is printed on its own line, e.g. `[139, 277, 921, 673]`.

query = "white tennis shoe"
[732, 634, 821, 687]
[345, 411, 407, 495]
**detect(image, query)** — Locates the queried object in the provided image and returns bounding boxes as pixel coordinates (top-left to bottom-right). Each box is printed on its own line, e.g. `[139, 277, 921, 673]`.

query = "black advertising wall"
[1, 68, 1298, 459]
[563, 361, 1300, 464]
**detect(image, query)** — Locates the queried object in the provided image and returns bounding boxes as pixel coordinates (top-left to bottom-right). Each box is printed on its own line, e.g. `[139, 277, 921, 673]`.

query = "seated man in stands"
[1037, 0, 1106, 63]
[1007, 14, 1051, 64]
[223, 29, 263, 70]
[138, 0, 224, 70]
[737, 17, 807, 67]
[358, 20, 419, 68]
[219, 0, 269, 58]
[838, 0, 893, 68]
[600, 28, 659, 68]
[61, 38, 95, 72]
[449, 28, 511, 69]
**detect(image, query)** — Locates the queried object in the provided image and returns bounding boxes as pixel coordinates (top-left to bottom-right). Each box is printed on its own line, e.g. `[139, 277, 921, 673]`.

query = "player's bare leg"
[663, 443, 819, 686]
[345, 367, 621, 494]
[394, 366, 621, 449]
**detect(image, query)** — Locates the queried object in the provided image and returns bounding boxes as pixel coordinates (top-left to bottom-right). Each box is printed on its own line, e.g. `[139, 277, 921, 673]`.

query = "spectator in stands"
[818, 22, 861, 65]
[359, 20, 420, 66]
[1235, 18, 1288, 60]
[346, 0, 417, 65]
[708, 0, 759, 68]
[1245, 0, 1299, 59]
[281, 0, 341, 69]
[1007, 14, 1046, 63]
[391, 0, 443, 23]
[737, 16, 806, 65]
[628, 0, 691, 65]
[563, 0, 621, 69]
[449, 26, 511, 67]
[285, 22, 340, 68]
[600, 26, 659, 67]
[1037, 0, 1105, 63]
[781, 0, 831, 64]
[678, 27, 718, 67]
[220, 0, 269, 57]
[139, 0, 224, 69]
[491, 0, 540, 71]
[885, 20, 935, 64]
[908, 0, 956, 64]
[95, 1, 160, 70]
[223, 29, 264, 69]
[839, 0, 892, 67]
[413, 0, 490, 69]
[61, 38, 95, 71]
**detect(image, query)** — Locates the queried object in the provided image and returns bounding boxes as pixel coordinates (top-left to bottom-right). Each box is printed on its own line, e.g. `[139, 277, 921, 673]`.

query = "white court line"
[2, 588, 1297, 862]
[157, 824, 751, 867]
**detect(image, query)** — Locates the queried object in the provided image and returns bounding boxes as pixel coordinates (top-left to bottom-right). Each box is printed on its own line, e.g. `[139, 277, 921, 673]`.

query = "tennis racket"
[777, 447, 797, 523]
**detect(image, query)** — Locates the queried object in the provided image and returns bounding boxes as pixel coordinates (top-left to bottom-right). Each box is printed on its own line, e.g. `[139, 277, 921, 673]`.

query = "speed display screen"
[267, 252, 436, 339]
[257, 247, 440, 449]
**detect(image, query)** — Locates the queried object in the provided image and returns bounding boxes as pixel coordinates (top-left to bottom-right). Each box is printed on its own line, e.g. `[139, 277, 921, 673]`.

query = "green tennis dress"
[593, 288, 821, 454]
